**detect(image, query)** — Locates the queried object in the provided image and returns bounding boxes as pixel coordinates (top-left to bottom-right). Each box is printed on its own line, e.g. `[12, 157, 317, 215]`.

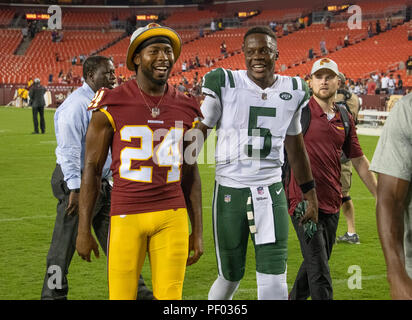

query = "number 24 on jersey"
[119, 125, 184, 183]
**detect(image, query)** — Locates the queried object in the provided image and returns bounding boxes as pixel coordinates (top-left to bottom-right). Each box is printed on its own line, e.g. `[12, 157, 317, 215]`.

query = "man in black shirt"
[407, 56, 412, 76]
[29, 78, 46, 134]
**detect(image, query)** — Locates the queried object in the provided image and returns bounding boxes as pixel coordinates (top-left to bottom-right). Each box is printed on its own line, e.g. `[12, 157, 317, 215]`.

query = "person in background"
[29, 78, 46, 134]
[407, 56, 412, 76]
[367, 76, 376, 95]
[396, 74, 403, 95]
[388, 74, 396, 96]
[41, 55, 153, 300]
[335, 72, 363, 245]
[287, 58, 377, 300]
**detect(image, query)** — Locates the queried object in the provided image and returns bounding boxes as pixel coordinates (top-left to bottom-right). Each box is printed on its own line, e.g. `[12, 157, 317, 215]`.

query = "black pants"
[41, 164, 153, 300]
[32, 106, 45, 133]
[289, 211, 339, 300]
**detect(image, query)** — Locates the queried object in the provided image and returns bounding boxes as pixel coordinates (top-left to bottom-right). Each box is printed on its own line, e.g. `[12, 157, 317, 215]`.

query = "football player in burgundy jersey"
[76, 23, 203, 300]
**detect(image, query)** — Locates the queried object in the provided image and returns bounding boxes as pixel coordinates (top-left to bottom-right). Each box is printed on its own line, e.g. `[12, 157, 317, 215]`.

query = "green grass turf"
[0, 106, 389, 300]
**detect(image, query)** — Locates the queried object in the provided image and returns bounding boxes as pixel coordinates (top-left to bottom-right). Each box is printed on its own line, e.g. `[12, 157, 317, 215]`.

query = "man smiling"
[76, 23, 203, 300]
[195, 26, 318, 300]
[287, 58, 377, 300]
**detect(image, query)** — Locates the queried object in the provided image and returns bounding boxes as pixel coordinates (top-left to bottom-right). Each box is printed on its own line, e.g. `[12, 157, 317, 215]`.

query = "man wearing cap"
[287, 58, 377, 300]
[76, 23, 203, 300]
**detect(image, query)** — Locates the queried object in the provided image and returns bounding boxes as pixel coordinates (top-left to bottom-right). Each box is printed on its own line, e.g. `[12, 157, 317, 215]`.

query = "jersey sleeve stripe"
[202, 68, 226, 102]
[292, 77, 298, 90]
[226, 69, 235, 88]
[297, 78, 310, 110]
[295, 76, 302, 91]
[99, 108, 116, 132]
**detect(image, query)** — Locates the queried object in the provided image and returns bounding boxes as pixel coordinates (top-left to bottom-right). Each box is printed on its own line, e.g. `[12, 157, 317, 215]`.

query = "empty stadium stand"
[0, 0, 410, 109]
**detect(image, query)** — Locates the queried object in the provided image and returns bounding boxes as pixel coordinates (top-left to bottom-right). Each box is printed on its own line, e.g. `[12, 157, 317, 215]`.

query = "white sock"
[208, 275, 240, 300]
[256, 271, 288, 300]
[347, 232, 355, 236]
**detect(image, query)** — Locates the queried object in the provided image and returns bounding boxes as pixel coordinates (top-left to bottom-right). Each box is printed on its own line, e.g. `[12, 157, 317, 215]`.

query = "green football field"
[0, 106, 389, 300]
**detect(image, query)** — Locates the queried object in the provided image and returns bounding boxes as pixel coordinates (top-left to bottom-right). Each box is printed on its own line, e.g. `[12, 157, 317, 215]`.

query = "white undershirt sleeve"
[200, 94, 222, 128]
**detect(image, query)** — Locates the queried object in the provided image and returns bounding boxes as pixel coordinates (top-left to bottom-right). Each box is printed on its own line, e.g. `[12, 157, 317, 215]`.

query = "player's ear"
[87, 70, 94, 82]
[133, 53, 141, 67]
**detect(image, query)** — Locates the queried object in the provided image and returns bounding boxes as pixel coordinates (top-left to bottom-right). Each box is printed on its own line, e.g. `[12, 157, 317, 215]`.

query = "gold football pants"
[108, 208, 188, 300]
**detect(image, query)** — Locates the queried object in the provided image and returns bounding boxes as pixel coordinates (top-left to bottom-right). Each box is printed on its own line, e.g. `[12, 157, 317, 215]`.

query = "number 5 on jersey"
[119, 125, 184, 183]
[245, 106, 276, 159]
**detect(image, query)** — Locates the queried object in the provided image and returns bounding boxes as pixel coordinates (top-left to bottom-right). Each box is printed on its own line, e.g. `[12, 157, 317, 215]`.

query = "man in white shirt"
[381, 73, 389, 94]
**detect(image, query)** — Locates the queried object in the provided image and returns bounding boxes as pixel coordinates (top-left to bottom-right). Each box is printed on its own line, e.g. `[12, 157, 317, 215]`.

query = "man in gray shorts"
[335, 72, 361, 244]
[371, 93, 412, 299]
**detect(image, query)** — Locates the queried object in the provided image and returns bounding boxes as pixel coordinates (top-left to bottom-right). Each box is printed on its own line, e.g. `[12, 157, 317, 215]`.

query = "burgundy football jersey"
[88, 80, 202, 216]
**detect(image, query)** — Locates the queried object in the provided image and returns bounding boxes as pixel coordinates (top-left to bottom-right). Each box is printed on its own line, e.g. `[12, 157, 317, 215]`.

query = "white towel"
[250, 186, 276, 245]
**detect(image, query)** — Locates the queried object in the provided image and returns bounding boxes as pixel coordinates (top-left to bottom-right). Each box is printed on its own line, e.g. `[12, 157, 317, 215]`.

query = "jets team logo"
[280, 92, 292, 100]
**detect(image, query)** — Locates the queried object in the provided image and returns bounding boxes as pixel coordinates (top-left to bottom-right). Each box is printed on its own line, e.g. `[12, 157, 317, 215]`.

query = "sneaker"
[337, 232, 360, 244]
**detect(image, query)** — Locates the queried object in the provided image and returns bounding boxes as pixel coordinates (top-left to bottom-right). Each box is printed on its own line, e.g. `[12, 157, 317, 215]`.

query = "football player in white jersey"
[194, 26, 318, 300]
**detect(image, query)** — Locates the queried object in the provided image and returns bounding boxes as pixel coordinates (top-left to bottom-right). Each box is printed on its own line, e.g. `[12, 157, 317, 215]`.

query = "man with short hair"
[388, 74, 396, 96]
[381, 73, 389, 94]
[195, 26, 318, 300]
[287, 58, 377, 300]
[42, 56, 148, 300]
[335, 72, 362, 244]
[407, 56, 412, 76]
[76, 23, 203, 300]
[29, 78, 46, 134]
[371, 93, 412, 299]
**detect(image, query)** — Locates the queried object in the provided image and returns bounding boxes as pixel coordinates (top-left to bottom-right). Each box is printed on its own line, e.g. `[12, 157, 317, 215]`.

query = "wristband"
[71, 188, 80, 193]
[300, 180, 315, 194]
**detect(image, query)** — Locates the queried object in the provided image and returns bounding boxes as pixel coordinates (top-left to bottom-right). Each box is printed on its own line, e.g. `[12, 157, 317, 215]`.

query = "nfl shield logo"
[257, 187, 264, 195]
[224, 195, 231, 203]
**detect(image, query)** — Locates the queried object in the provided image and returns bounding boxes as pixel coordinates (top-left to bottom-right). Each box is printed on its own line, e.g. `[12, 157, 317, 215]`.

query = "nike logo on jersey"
[276, 188, 282, 195]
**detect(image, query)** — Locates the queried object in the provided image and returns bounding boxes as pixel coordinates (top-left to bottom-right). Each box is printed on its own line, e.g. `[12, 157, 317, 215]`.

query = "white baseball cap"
[126, 22, 182, 71]
[310, 58, 339, 76]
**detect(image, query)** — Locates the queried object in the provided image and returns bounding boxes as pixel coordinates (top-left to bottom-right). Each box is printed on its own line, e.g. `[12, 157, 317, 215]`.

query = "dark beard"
[140, 65, 169, 86]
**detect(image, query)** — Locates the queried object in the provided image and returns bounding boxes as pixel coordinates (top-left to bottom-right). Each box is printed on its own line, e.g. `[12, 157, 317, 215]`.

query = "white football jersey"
[201, 68, 309, 187]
